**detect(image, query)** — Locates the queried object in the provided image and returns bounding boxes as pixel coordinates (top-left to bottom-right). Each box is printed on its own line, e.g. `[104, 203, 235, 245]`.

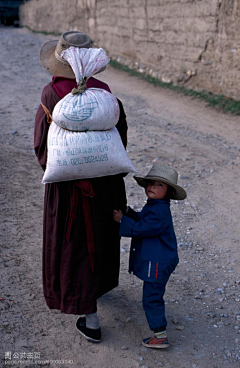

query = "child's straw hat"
[134, 163, 187, 200]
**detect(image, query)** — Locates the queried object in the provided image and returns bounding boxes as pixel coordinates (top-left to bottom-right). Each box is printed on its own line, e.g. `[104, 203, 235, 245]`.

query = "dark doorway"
[0, 0, 25, 26]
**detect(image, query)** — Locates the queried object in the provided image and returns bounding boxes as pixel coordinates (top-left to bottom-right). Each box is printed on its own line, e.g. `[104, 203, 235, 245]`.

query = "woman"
[34, 31, 127, 342]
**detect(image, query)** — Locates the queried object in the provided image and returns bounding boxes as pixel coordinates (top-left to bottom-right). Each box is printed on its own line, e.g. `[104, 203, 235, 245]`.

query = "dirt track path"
[1, 27, 240, 368]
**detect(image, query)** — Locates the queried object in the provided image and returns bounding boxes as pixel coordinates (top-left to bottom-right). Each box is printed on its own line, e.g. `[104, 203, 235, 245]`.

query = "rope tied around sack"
[71, 76, 87, 95]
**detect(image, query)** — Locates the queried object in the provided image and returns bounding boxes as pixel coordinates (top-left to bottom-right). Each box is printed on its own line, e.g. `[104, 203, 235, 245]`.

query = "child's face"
[145, 180, 168, 199]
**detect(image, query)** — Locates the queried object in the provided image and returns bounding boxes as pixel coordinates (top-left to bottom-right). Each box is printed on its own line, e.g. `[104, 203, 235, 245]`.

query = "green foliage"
[110, 60, 240, 115]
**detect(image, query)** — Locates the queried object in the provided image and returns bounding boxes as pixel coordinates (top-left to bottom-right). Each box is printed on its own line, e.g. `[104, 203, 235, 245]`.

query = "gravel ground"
[1, 26, 240, 368]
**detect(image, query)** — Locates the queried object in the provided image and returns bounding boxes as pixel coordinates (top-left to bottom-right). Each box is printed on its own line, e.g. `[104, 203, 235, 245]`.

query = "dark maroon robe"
[34, 76, 127, 314]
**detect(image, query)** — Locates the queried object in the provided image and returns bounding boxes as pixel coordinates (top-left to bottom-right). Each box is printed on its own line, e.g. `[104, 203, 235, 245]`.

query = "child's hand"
[113, 209, 123, 223]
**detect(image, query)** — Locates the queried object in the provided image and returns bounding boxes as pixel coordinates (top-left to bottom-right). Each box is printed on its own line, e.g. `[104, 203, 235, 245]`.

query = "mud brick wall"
[20, 0, 240, 100]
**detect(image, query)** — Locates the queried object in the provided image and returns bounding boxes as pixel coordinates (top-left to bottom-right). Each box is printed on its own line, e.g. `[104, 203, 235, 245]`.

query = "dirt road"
[1, 27, 240, 368]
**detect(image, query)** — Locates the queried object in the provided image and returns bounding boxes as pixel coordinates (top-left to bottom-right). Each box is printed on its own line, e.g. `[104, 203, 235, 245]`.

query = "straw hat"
[134, 163, 187, 200]
[40, 31, 93, 78]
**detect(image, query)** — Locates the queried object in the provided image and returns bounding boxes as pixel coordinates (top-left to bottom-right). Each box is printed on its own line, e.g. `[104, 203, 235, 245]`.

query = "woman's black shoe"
[76, 316, 101, 343]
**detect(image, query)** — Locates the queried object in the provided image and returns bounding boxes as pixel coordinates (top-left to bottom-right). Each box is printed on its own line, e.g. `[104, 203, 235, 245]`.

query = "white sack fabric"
[52, 88, 120, 131]
[42, 122, 136, 183]
[61, 47, 110, 84]
[51, 47, 120, 131]
[43, 46, 136, 183]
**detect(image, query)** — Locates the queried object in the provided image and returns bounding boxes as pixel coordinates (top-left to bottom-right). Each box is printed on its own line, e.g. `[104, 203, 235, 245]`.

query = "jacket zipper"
[148, 261, 151, 277]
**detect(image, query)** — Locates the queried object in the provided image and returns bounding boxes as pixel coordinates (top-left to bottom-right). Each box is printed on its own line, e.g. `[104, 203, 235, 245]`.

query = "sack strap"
[41, 102, 53, 124]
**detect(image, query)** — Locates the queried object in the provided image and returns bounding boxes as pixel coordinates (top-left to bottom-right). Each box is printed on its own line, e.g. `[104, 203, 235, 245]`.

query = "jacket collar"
[146, 198, 170, 205]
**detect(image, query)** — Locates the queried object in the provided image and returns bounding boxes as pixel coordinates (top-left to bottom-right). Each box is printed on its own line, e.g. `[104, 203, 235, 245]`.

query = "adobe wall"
[19, 0, 240, 100]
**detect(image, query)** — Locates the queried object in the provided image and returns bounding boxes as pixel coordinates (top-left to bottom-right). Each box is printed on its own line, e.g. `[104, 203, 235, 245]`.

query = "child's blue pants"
[142, 281, 168, 331]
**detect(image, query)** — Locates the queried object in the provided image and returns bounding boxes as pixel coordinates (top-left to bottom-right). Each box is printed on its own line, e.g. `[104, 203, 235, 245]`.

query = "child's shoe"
[142, 329, 169, 349]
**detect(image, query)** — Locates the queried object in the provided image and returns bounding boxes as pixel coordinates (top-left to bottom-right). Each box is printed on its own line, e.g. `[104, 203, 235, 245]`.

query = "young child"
[113, 163, 186, 349]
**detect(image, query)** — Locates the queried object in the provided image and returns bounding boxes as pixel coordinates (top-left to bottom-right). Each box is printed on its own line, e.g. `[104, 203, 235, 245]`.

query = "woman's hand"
[113, 209, 123, 223]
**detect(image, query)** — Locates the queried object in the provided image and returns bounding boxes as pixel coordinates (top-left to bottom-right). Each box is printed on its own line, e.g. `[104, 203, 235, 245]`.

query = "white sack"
[61, 47, 110, 84]
[42, 122, 136, 184]
[52, 47, 119, 131]
[52, 88, 120, 131]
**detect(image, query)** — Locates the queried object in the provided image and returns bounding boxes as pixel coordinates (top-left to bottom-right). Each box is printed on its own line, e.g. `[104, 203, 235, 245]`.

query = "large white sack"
[52, 88, 120, 131]
[42, 122, 136, 184]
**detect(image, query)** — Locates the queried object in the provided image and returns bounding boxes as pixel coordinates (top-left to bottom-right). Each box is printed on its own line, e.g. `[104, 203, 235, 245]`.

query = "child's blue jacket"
[119, 198, 179, 283]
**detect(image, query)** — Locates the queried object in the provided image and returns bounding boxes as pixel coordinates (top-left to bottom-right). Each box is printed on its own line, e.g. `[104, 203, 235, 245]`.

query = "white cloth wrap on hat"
[42, 122, 136, 183]
[51, 47, 119, 131]
[52, 88, 119, 131]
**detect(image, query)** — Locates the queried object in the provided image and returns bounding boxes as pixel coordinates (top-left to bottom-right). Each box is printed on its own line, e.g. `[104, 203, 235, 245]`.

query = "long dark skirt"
[42, 174, 126, 314]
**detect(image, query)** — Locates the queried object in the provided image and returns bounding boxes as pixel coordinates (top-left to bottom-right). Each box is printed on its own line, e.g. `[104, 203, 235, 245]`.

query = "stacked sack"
[42, 47, 136, 184]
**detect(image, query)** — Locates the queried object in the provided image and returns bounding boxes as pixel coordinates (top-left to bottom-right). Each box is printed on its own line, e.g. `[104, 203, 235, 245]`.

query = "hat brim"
[40, 40, 107, 78]
[134, 175, 187, 200]
[40, 40, 76, 78]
